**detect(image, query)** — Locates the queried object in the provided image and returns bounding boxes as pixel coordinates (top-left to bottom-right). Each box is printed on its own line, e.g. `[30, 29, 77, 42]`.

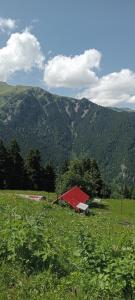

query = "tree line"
[0, 139, 55, 191]
[57, 158, 111, 198]
[0, 139, 111, 197]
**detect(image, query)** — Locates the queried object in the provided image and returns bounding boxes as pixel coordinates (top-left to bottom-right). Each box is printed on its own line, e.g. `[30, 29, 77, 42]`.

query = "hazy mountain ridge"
[0, 82, 135, 184]
[108, 106, 135, 112]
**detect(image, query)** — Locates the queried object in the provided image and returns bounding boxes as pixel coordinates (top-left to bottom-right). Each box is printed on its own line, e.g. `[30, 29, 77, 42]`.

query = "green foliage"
[0, 139, 8, 188]
[26, 149, 44, 190]
[0, 192, 135, 299]
[8, 139, 26, 189]
[0, 140, 56, 191]
[44, 162, 56, 192]
[61, 159, 69, 174]
[0, 214, 68, 277]
[26, 152, 56, 191]
[78, 232, 135, 299]
[111, 182, 134, 199]
[57, 158, 110, 197]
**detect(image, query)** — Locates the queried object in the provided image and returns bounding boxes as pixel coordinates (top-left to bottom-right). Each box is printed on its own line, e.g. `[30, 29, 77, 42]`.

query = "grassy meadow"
[0, 190, 135, 299]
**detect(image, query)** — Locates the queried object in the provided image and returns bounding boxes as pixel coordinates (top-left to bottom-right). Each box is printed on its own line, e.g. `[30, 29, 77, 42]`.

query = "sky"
[0, 0, 135, 108]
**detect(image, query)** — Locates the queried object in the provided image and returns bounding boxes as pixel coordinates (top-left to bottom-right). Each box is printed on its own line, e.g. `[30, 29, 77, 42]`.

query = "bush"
[78, 232, 135, 299]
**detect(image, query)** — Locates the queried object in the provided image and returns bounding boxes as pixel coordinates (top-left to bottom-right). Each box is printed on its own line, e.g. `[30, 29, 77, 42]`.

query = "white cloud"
[44, 49, 135, 106]
[1, 26, 135, 108]
[43, 47, 135, 107]
[0, 17, 16, 32]
[44, 49, 101, 88]
[77, 69, 135, 107]
[0, 30, 45, 81]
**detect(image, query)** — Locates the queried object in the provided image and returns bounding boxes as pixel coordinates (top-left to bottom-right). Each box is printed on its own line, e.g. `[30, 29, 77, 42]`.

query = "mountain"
[108, 106, 135, 112]
[0, 82, 135, 184]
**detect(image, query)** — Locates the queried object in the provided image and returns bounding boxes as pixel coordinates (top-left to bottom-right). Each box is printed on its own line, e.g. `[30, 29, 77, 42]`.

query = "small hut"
[59, 186, 90, 213]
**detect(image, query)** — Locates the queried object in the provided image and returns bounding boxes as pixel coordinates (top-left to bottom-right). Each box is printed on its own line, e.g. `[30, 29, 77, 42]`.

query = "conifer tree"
[61, 159, 69, 174]
[0, 140, 8, 188]
[26, 149, 43, 190]
[44, 162, 56, 192]
[8, 140, 25, 189]
[90, 159, 103, 196]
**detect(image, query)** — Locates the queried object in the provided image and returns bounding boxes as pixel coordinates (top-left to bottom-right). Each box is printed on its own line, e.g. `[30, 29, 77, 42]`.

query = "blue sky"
[0, 0, 135, 107]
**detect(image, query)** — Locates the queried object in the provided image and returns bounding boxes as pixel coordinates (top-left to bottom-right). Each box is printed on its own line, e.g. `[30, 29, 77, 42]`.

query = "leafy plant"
[78, 232, 135, 299]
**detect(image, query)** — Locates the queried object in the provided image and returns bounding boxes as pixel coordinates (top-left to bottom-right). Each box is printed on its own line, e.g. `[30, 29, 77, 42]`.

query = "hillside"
[0, 82, 135, 183]
[0, 190, 135, 299]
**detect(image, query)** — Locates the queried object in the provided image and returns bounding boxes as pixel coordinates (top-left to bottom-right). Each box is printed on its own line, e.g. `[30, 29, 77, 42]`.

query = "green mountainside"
[0, 82, 135, 184]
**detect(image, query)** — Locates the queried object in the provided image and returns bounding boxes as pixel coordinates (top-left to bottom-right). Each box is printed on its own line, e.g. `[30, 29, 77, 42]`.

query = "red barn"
[59, 186, 90, 212]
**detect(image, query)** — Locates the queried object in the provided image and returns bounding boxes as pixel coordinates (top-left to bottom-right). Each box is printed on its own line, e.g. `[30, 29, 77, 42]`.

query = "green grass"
[0, 191, 135, 299]
[0, 83, 32, 96]
[0, 191, 134, 242]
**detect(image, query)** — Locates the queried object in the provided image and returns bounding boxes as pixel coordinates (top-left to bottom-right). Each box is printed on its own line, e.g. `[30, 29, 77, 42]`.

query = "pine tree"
[26, 149, 43, 190]
[90, 160, 103, 196]
[44, 162, 56, 192]
[61, 160, 69, 174]
[8, 140, 25, 189]
[0, 140, 8, 189]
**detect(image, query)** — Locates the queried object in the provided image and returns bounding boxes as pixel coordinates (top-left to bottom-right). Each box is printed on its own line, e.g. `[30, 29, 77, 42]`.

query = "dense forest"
[1, 138, 134, 199]
[0, 139, 55, 192]
[0, 139, 111, 197]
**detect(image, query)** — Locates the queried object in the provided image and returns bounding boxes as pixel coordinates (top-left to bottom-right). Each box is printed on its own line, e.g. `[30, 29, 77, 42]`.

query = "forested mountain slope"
[0, 81, 135, 183]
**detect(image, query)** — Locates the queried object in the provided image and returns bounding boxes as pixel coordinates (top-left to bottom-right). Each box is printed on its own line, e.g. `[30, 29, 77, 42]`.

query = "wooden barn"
[59, 186, 90, 212]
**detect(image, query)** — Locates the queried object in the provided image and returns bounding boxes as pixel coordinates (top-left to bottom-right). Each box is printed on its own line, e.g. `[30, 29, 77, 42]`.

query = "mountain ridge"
[0, 82, 135, 184]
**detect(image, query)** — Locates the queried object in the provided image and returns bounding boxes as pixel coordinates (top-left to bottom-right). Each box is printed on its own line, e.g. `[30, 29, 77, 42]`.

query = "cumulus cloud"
[44, 49, 101, 88]
[43, 47, 135, 107]
[0, 17, 16, 32]
[0, 30, 45, 81]
[1, 26, 135, 108]
[77, 69, 135, 107]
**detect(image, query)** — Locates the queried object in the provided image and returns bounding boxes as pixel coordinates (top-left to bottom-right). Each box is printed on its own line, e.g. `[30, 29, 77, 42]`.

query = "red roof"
[59, 186, 90, 208]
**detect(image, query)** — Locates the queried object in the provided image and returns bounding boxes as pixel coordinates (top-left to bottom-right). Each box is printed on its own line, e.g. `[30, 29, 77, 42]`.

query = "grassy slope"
[0, 191, 135, 299]
[0, 82, 31, 96]
[0, 190, 135, 244]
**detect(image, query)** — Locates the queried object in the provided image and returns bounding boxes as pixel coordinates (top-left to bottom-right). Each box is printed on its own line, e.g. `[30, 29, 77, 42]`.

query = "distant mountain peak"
[0, 81, 8, 86]
[108, 106, 135, 112]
